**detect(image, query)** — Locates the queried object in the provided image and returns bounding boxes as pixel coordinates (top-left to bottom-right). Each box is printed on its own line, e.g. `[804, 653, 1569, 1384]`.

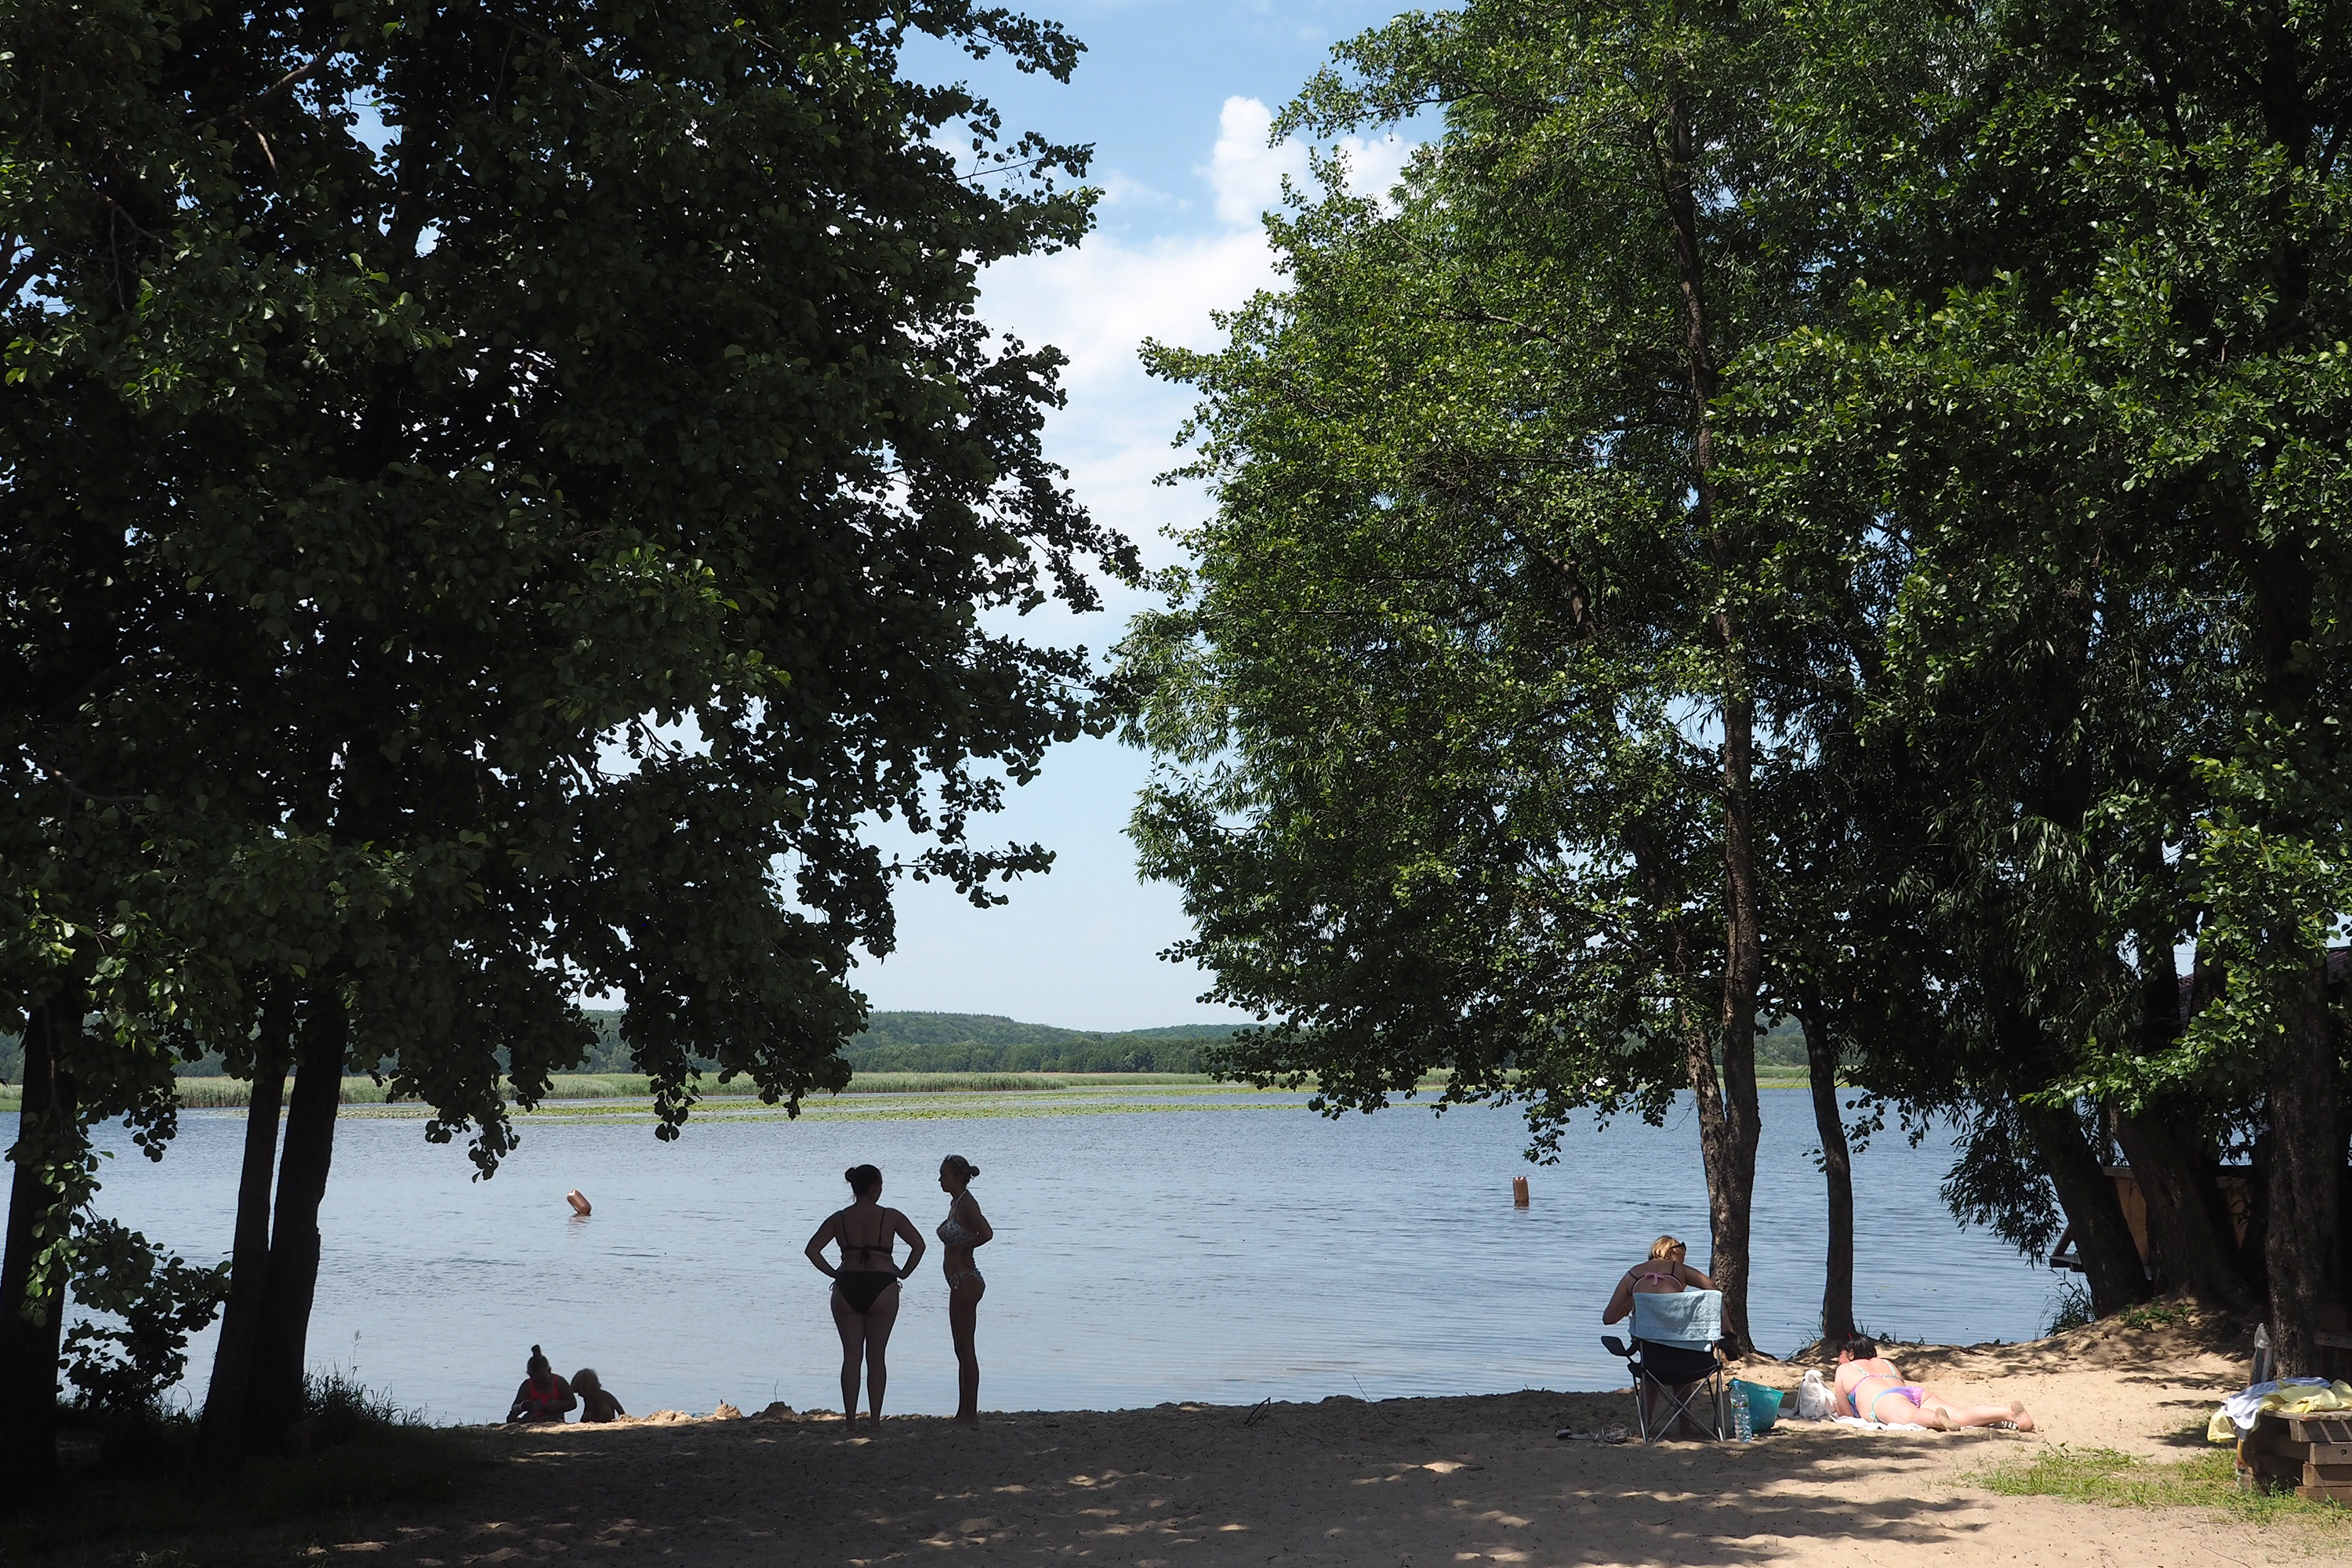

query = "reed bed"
[0, 1069, 1228, 1113]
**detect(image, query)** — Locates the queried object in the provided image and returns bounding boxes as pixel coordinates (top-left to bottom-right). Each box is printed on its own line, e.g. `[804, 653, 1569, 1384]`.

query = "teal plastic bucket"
[1730, 1379, 1783, 1435]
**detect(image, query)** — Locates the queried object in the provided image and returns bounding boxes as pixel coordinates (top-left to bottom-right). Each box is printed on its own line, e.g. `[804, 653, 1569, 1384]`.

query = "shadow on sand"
[341, 1390, 2058, 1566]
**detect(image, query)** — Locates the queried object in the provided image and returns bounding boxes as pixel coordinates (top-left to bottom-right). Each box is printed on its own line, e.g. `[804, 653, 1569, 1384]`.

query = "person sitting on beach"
[805, 1163, 927, 1428]
[573, 1367, 625, 1423]
[506, 1345, 576, 1423]
[1602, 1235, 1715, 1324]
[1834, 1334, 2034, 1430]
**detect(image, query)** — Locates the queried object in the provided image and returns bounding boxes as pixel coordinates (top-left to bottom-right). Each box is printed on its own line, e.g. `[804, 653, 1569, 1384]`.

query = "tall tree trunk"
[1678, 989, 1756, 1356]
[2018, 1097, 2151, 1316]
[2111, 1107, 2254, 1309]
[1663, 69, 1764, 1361]
[200, 989, 295, 1463]
[2264, 956, 2342, 1377]
[0, 1002, 81, 1509]
[242, 992, 347, 1449]
[2110, 924, 2253, 1308]
[1629, 819, 1756, 1356]
[1795, 989, 1857, 1345]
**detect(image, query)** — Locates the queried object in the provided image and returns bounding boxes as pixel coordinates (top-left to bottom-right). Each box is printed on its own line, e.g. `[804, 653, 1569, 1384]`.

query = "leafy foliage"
[59, 1220, 230, 1418]
[2, 0, 1134, 1143]
[1123, 0, 2352, 1347]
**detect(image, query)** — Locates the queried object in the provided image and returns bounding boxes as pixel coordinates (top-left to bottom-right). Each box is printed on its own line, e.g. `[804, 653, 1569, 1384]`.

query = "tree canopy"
[1123, 0, 2352, 1364]
[2, 0, 1131, 1483]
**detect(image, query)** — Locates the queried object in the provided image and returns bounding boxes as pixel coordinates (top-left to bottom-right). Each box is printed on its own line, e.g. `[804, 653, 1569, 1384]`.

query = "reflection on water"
[39, 1090, 2055, 1422]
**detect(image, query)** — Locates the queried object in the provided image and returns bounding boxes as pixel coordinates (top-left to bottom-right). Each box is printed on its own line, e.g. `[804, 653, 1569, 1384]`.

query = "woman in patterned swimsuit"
[936, 1154, 993, 1427]
[1835, 1334, 2034, 1430]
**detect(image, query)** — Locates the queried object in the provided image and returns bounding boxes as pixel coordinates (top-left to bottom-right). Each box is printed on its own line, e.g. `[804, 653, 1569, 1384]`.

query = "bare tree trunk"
[0, 1003, 80, 1509]
[2111, 1107, 2254, 1309]
[1678, 988, 1756, 1355]
[1795, 989, 1856, 1345]
[2018, 1097, 2151, 1316]
[2265, 956, 2343, 1377]
[242, 992, 347, 1449]
[200, 989, 295, 1463]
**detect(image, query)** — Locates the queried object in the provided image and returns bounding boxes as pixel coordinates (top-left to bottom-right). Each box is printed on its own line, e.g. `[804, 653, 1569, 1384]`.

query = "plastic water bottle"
[1733, 1392, 1752, 1443]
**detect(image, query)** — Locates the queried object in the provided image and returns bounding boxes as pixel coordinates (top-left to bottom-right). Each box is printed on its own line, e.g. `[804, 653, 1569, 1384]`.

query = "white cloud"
[1207, 96, 1308, 226]
[856, 96, 1428, 1025]
[985, 227, 1276, 390]
[1094, 169, 1175, 209]
[1206, 94, 1417, 227]
[983, 95, 1420, 394]
[974, 97, 1421, 576]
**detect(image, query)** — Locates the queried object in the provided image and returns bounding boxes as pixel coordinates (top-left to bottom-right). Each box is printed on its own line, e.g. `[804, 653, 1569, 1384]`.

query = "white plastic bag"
[1795, 1369, 1835, 1421]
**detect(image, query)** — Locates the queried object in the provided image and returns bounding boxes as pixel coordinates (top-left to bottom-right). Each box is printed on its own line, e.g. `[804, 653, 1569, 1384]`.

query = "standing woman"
[937, 1155, 993, 1427]
[805, 1164, 925, 1427]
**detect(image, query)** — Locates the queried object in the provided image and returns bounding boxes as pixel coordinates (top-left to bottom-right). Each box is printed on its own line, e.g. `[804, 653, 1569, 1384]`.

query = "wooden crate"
[2247, 1429, 2352, 1465]
[2243, 1411, 2352, 1498]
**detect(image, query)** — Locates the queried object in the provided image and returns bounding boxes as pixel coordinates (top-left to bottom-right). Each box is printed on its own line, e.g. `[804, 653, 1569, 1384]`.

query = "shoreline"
[300, 1313, 2345, 1567]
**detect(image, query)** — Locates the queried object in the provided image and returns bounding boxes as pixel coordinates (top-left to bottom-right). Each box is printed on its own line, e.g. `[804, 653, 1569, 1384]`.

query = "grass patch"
[1972, 1443, 2352, 1531]
[2118, 1299, 2194, 1331]
[2043, 1278, 2096, 1336]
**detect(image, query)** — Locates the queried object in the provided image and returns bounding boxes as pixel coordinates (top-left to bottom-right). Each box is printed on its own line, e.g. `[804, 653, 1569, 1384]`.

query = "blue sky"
[852, 2, 1425, 1029]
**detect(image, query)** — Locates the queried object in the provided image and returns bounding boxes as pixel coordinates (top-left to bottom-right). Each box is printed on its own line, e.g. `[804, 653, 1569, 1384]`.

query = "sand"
[337, 1312, 2349, 1566]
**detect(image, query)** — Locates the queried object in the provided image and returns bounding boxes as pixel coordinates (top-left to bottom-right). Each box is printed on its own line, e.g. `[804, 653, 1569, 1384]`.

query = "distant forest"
[573, 1011, 1240, 1075]
[1, 1014, 1811, 1083]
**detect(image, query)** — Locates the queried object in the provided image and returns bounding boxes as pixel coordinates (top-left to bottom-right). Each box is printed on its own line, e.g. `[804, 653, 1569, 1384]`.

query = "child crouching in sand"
[574, 1367, 626, 1423]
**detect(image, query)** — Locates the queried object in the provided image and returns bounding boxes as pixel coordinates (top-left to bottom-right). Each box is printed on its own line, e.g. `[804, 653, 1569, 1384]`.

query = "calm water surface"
[38, 1089, 2057, 1422]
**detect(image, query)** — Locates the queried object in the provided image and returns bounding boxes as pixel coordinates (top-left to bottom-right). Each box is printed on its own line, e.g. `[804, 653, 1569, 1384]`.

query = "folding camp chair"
[1601, 1290, 1730, 1442]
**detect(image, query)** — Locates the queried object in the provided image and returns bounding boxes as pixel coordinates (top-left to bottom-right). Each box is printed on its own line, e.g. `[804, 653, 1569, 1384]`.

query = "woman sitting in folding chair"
[1602, 1235, 1715, 1323]
[1601, 1236, 1726, 1440]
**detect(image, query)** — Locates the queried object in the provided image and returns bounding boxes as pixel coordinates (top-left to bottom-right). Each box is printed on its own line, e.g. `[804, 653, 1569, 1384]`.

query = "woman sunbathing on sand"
[1602, 1235, 1715, 1324]
[805, 1163, 926, 1428]
[1835, 1334, 2034, 1430]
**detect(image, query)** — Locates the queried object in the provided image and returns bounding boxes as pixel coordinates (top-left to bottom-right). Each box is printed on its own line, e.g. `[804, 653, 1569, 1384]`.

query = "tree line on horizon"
[4, 1010, 1813, 1080]
[1117, 0, 2352, 1367]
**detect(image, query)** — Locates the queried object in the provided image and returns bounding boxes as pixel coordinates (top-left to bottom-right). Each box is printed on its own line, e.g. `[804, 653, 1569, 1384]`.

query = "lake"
[38, 1086, 2058, 1424]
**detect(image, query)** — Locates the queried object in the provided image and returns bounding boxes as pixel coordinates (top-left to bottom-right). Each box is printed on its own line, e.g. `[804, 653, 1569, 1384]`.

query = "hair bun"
[532, 1344, 542, 1356]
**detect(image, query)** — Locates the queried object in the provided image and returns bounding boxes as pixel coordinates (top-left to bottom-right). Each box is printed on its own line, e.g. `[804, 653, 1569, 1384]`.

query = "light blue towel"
[1631, 1290, 1723, 1349]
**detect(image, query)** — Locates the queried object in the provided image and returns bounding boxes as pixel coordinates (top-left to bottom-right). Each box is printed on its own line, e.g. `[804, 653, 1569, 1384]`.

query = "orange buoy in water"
[566, 1189, 592, 1217]
[1511, 1176, 1530, 1207]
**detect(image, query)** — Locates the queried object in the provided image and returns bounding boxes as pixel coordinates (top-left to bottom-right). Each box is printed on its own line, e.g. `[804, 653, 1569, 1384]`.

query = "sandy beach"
[334, 1313, 2345, 1566]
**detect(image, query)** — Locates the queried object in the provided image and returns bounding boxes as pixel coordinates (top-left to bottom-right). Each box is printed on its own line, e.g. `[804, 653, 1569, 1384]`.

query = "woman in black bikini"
[804, 1164, 926, 1427]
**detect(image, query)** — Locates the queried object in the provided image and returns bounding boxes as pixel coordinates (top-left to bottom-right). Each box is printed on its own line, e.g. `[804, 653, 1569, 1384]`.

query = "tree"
[1733, 0, 2349, 1349]
[1122, 0, 1881, 1355]
[2, 0, 1131, 1475]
